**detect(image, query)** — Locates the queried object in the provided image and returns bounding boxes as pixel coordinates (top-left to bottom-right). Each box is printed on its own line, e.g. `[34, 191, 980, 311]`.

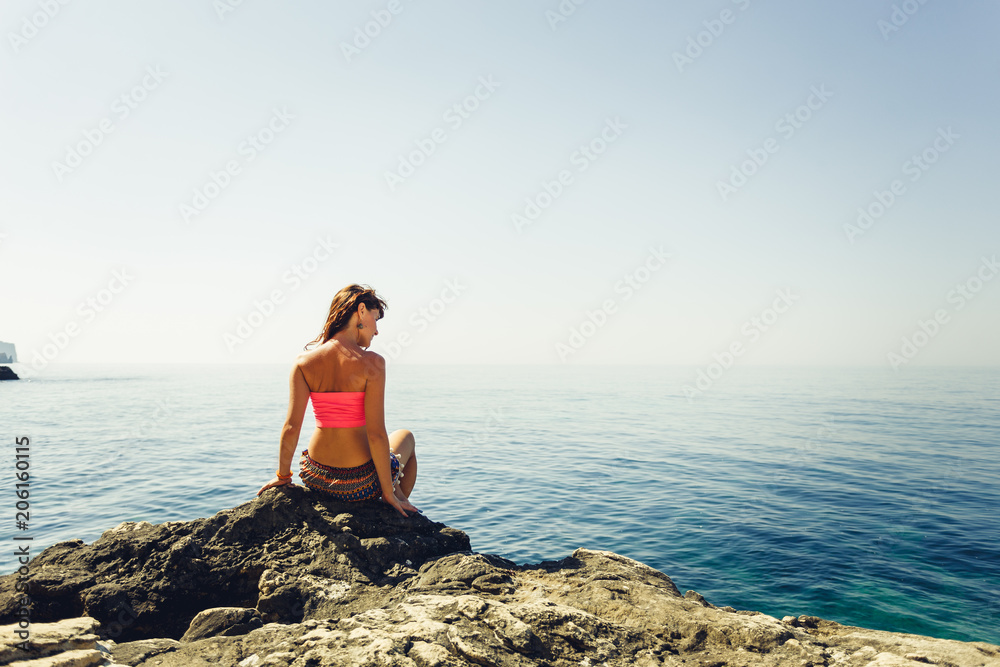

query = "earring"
[357, 323, 364, 329]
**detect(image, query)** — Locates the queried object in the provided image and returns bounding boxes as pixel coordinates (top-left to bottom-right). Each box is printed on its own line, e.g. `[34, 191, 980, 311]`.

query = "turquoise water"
[1, 363, 998, 645]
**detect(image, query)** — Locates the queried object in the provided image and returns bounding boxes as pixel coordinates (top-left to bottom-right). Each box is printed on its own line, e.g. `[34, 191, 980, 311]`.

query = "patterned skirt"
[299, 449, 401, 501]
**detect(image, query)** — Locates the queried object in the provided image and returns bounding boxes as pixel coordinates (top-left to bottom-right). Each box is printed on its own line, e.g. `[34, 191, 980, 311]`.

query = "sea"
[1, 363, 998, 645]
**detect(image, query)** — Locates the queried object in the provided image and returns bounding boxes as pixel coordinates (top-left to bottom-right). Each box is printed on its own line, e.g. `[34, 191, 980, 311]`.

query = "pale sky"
[1, 1, 998, 369]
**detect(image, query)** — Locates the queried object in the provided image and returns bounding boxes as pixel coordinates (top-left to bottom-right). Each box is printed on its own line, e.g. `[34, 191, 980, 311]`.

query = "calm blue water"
[1, 364, 998, 645]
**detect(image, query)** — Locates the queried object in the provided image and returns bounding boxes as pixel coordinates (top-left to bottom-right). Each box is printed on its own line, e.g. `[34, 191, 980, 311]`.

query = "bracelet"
[276, 470, 292, 479]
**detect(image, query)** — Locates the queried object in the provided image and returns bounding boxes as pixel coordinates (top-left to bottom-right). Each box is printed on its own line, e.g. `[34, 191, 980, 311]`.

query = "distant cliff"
[0, 340, 16, 364]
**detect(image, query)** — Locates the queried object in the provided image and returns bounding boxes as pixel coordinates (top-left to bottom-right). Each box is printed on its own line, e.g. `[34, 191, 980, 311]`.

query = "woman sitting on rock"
[257, 284, 420, 518]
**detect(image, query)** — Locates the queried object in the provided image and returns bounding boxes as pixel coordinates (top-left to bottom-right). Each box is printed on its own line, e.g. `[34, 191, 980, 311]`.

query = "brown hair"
[304, 284, 388, 350]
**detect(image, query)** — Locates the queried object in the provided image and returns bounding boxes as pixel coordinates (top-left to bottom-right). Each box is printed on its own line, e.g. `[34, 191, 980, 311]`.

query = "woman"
[257, 284, 420, 518]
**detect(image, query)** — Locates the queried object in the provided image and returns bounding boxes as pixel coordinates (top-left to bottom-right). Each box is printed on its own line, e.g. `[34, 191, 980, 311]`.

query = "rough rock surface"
[2, 485, 998, 667]
[107, 638, 178, 666]
[0, 616, 117, 666]
[0, 485, 469, 640]
[180, 607, 263, 642]
[0, 365, 19, 381]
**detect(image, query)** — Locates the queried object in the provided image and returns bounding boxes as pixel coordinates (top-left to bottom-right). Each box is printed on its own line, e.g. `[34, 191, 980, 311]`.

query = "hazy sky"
[1, 1, 997, 368]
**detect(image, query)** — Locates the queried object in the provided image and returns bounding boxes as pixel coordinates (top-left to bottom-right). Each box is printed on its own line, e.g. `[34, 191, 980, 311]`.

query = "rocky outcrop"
[0, 340, 17, 364]
[180, 607, 263, 642]
[0, 485, 469, 641]
[0, 365, 19, 380]
[2, 485, 998, 667]
[0, 616, 114, 665]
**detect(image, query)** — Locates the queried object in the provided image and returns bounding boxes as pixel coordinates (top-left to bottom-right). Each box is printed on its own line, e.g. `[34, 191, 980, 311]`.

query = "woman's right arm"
[364, 352, 417, 517]
[258, 361, 309, 496]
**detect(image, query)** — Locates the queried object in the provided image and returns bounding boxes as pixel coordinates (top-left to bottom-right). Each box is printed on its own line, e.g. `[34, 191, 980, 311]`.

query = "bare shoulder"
[291, 347, 323, 375]
[292, 349, 315, 368]
[360, 350, 386, 378]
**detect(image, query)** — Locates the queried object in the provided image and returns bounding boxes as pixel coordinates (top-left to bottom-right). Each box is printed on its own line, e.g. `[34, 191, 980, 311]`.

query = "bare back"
[297, 340, 383, 468]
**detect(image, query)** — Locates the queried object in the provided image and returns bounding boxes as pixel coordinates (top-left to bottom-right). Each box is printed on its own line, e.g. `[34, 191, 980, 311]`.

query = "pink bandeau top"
[310, 391, 366, 428]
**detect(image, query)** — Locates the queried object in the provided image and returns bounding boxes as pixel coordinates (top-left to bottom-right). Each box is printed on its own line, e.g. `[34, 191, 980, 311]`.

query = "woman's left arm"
[258, 361, 310, 496]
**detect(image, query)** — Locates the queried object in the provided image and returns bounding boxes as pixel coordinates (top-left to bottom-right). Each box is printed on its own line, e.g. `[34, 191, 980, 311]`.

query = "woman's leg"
[388, 428, 417, 498]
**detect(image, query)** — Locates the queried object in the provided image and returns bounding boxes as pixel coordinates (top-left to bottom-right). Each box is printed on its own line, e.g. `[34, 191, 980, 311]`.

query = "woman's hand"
[381, 488, 420, 517]
[257, 476, 292, 497]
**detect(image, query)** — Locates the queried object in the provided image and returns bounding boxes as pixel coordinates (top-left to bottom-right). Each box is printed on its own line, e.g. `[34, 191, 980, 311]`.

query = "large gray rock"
[2, 487, 998, 666]
[104, 549, 1000, 667]
[5, 648, 109, 666]
[0, 618, 99, 665]
[0, 485, 469, 641]
[180, 607, 263, 642]
[108, 638, 179, 666]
